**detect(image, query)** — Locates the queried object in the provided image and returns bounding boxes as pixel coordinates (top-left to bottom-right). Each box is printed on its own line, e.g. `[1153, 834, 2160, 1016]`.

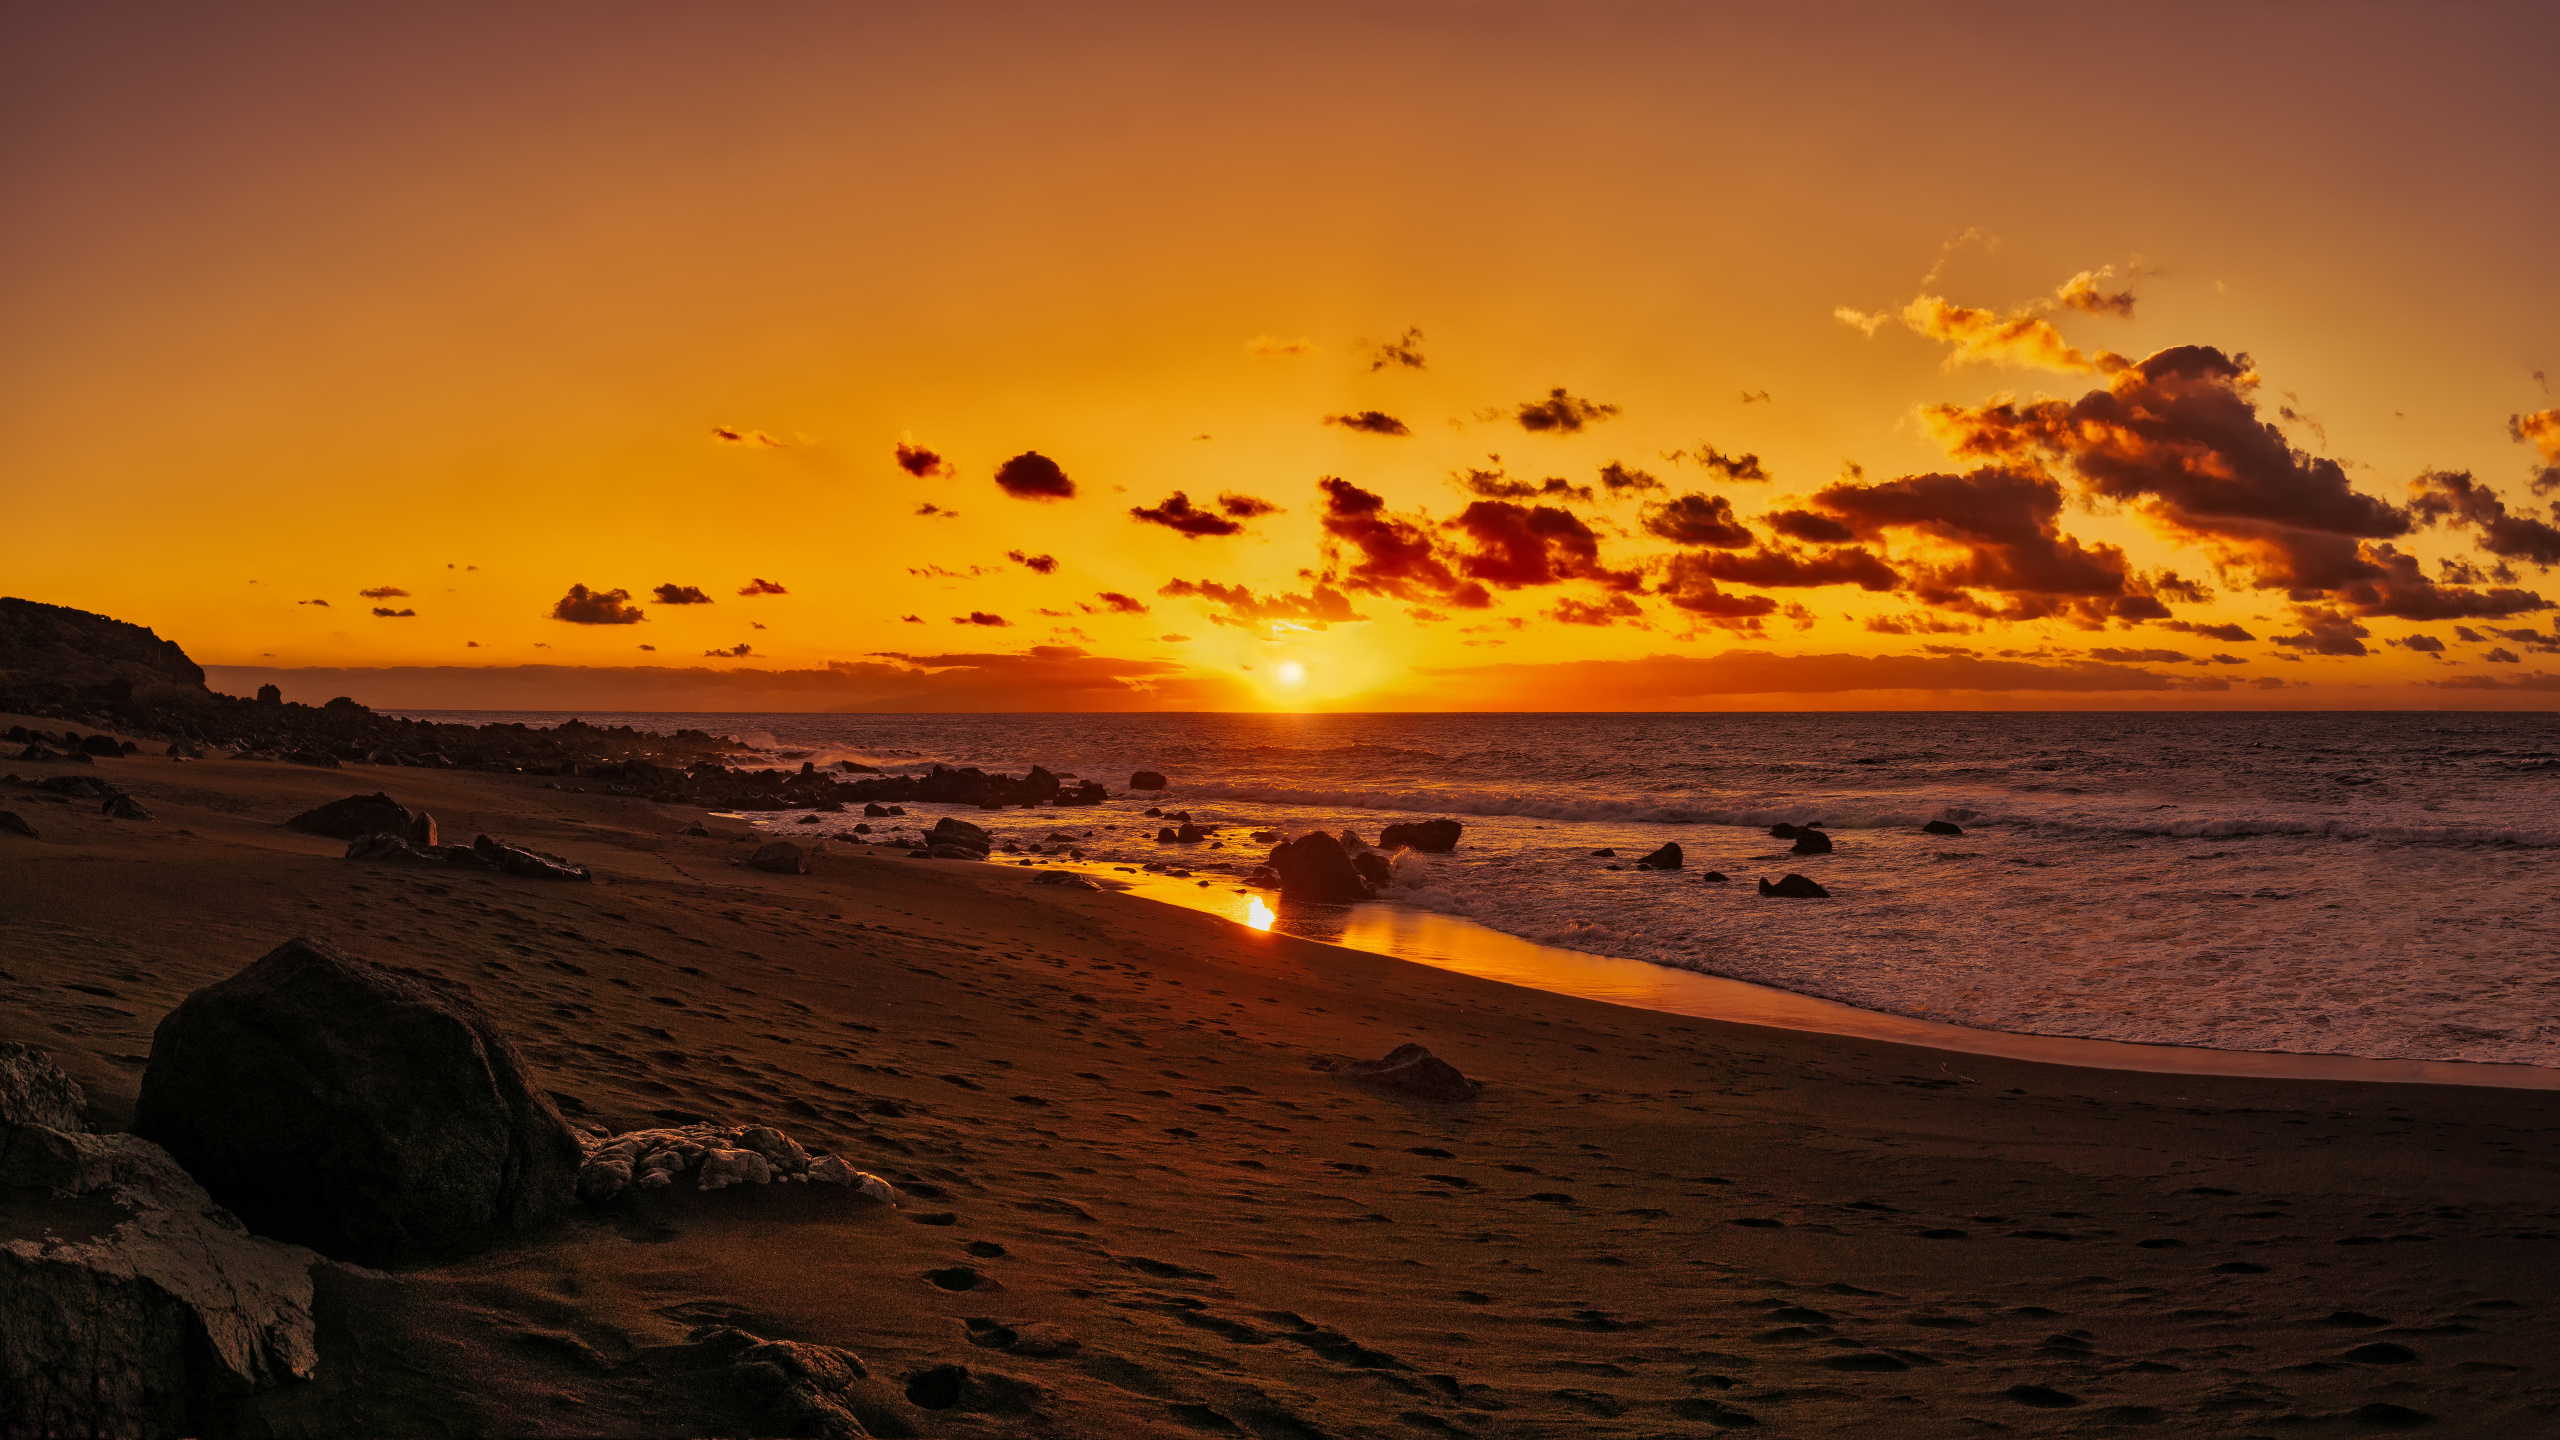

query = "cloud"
[652, 583, 714, 605]
[1881, 294, 2126, 374]
[1640, 493, 1755, 548]
[1452, 467, 1594, 503]
[1160, 633, 1191, 642]
[2486, 646, 2522, 663]
[2330, 543, 2548, 620]
[1007, 551, 1059, 574]
[1092, 592, 1151, 614]
[703, 642, 755, 657]
[1218, 492, 1281, 518]
[2511, 408, 2560, 491]
[908, 564, 992, 580]
[1552, 594, 1646, 626]
[737, 578, 788, 596]
[1864, 611, 1976, 635]
[1766, 509, 1856, 544]
[2398, 633, 2446, 653]
[1317, 477, 1488, 607]
[1598, 461, 1661, 494]
[2162, 620, 2257, 642]
[1513, 388, 1621, 434]
[2087, 646, 2188, 663]
[1324, 410, 1412, 436]
[639, 644, 655, 651]
[1131, 491, 1246, 538]
[1656, 561, 1781, 623]
[550, 583, 646, 625]
[2407, 469, 2560, 566]
[1810, 466, 2141, 623]
[1410, 648, 2209, 705]
[895, 440, 957, 479]
[1246, 335, 1316, 356]
[371, 607, 417, 618]
[1160, 577, 1367, 630]
[2435, 670, 2560, 692]
[995, 451, 1076, 500]
[1681, 545, 1901, 592]
[358, 586, 409, 599]
[297, 598, 329, 607]
[2052, 266, 2138, 317]
[915, 502, 959, 519]
[1739, 389, 1771, 404]
[712, 426, 783, 448]
[1449, 500, 1642, 592]
[1367, 327, 1426, 372]
[1696, 446, 1770, 483]
[900, 614, 922, 623]
[2270, 608, 2371, 656]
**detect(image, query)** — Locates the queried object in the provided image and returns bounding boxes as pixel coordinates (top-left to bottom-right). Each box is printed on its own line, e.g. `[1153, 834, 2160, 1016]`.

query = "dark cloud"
[2087, 647, 2188, 663]
[1552, 594, 1646, 626]
[915, 502, 958, 519]
[2270, 609, 2371, 656]
[2329, 543, 2549, 620]
[550, 584, 646, 625]
[1765, 509, 1856, 545]
[2163, 620, 2256, 642]
[2512, 409, 2560, 493]
[895, 441, 957, 479]
[1324, 410, 1412, 436]
[1657, 558, 1781, 623]
[1131, 491, 1246, 538]
[711, 426, 783, 448]
[738, 578, 789, 596]
[1318, 477, 1488, 607]
[1452, 467, 1594, 504]
[359, 586, 409, 599]
[1449, 501, 1642, 592]
[1739, 390, 1771, 404]
[1811, 467, 2138, 623]
[2486, 646, 2522, 663]
[371, 607, 417, 618]
[1160, 578, 1367, 630]
[1513, 388, 1620, 434]
[2455, 625, 2486, 642]
[901, 614, 923, 623]
[298, 598, 329, 607]
[653, 584, 714, 605]
[994, 451, 1076, 501]
[1412, 649, 2207, 703]
[2208, 653, 2246, 664]
[953, 612, 1010, 627]
[1368, 327, 1426, 372]
[1864, 612, 1975, 636]
[1598, 462, 1662, 494]
[1697, 447, 1770, 483]
[1687, 545, 1900, 592]
[703, 643, 754, 657]
[2435, 670, 2560, 692]
[1641, 493, 1756, 548]
[2407, 469, 2560, 567]
[2398, 633, 2446, 653]
[1218, 492, 1281, 518]
[1007, 551, 1059, 574]
[1092, 592, 1151, 614]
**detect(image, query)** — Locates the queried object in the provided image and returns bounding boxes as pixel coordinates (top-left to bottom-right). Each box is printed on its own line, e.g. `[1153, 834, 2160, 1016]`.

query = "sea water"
[395, 711, 2560, 1068]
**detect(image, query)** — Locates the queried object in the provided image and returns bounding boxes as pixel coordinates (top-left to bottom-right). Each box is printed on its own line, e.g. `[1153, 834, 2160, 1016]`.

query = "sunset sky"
[7, 2, 2557, 710]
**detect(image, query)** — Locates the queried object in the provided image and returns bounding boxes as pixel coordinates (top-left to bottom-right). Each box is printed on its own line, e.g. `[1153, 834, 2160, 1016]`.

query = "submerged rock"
[1759, 873, 1831, 898]
[1923, 819, 1964, 836]
[1378, 818, 1463, 852]
[1635, 842, 1683, 870]
[1317, 1043, 1483, 1102]
[1789, 829, 1834, 855]
[133, 937, 585, 1266]
[1129, 770, 1168, 790]
[1700, 870, 1729, 882]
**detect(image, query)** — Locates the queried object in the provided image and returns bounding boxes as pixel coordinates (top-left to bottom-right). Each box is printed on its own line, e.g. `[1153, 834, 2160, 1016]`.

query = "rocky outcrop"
[1923, 819, 1964, 836]
[1351, 851, 1393, 887]
[133, 937, 585, 1267]
[748, 841, 809, 875]
[103, 793, 154, 820]
[1789, 829, 1833, 855]
[928, 816, 992, 855]
[680, 1326, 879, 1440]
[0, 810, 34, 839]
[1264, 832, 1373, 902]
[1759, 873, 1831, 898]
[1635, 842, 1682, 870]
[2, 1046, 322, 1440]
[344, 832, 590, 881]
[1378, 818, 1462, 852]
[1316, 1043, 1482, 1102]
[284, 792, 410, 840]
[0, 1042, 86, 1131]
[572, 1120, 903, 1207]
[1129, 770, 1167, 790]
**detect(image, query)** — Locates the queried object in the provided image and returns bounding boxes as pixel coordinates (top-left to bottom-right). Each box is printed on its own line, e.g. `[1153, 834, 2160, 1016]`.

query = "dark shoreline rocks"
[1789, 829, 1834, 855]
[133, 937, 586, 1267]
[1264, 831, 1373, 902]
[1378, 818, 1462, 852]
[1314, 1043, 1483, 1102]
[1760, 873, 1831, 898]
[1635, 842, 1682, 870]
[1923, 819, 1964, 836]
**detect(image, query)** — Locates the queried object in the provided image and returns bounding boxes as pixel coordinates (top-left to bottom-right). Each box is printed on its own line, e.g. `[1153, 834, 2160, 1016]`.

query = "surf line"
[1064, 863, 2560, 1092]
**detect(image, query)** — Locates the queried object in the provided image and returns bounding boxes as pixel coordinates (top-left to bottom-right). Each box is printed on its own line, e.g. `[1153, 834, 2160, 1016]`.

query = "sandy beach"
[8, 728, 2560, 1437]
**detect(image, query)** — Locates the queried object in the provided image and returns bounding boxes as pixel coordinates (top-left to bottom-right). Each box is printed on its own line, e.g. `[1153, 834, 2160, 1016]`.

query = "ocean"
[392, 710, 2560, 1068]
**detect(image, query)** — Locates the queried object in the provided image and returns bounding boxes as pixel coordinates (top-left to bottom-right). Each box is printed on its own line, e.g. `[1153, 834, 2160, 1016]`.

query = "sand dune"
[6, 725, 2558, 1436]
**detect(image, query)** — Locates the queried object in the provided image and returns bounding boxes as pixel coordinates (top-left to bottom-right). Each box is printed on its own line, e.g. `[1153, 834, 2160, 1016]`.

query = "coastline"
[11, 729, 2560, 1435]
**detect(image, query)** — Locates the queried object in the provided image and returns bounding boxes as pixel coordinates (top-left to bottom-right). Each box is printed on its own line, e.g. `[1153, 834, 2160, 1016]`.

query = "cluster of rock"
[1239, 820, 1464, 901]
[3, 1042, 325, 1439]
[1771, 822, 1833, 855]
[3, 769, 156, 830]
[289, 791, 593, 880]
[10, 723, 134, 762]
[573, 1121, 903, 1206]
[1312, 1043, 1483, 1102]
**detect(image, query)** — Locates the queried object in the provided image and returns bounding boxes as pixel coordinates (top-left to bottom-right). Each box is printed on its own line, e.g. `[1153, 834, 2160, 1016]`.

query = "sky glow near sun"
[4, 3, 2556, 712]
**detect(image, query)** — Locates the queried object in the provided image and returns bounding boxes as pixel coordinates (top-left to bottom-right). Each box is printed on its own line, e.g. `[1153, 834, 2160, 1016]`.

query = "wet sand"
[7, 727, 2560, 1436]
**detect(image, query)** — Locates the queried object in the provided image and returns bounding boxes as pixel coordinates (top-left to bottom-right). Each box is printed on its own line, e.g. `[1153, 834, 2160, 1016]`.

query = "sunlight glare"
[1245, 895, 1276, 931]
[1275, 660, 1306, 687]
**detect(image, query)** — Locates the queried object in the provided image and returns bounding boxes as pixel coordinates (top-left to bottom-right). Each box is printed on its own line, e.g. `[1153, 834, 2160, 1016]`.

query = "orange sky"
[6, 2, 2558, 711]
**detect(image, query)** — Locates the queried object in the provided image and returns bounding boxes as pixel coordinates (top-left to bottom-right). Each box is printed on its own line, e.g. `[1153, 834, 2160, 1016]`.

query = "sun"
[1274, 660, 1306, 687]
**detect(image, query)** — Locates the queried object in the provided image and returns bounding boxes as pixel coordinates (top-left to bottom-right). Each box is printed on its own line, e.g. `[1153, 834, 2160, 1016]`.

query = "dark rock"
[1351, 851, 1393, 887]
[795, 814, 821, 824]
[132, 937, 586, 1266]
[1701, 870, 1729, 882]
[1155, 827, 1178, 843]
[0, 1041, 85, 1130]
[1319, 1043, 1482, 1102]
[405, 811, 437, 846]
[926, 843, 984, 861]
[469, 834, 590, 881]
[254, 684, 283, 705]
[43, 773, 119, 800]
[1923, 819, 1964, 836]
[1635, 842, 1682, 870]
[1759, 873, 1831, 898]
[682, 1325, 875, 1438]
[1378, 818, 1463, 852]
[1590, 847, 1616, 858]
[1129, 770, 1168, 790]
[283, 792, 409, 840]
[80, 733, 126, 757]
[927, 816, 991, 854]
[851, 822, 871, 834]
[1790, 829, 1834, 855]
[862, 802, 891, 817]
[1173, 823, 1208, 843]
[1768, 823, 1801, 839]
[681, 821, 711, 836]
[0, 810, 35, 839]
[344, 833, 425, 864]
[1031, 870, 1096, 889]
[748, 841, 809, 875]
[104, 793, 154, 820]
[1265, 831, 1374, 902]
[1338, 828, 1365, 850]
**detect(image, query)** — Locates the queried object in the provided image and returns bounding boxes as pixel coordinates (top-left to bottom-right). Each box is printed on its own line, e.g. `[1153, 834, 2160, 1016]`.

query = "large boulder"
[748, 841, 808, 875]
[928, 816, 992, 855]
[0, 1041, 85, 1130]
[1635, 842, 1682, 870]
[1128, 770, 1167, 790]
[1350, 851, 1393, 888]
[282, 792, 408, 840]
[1378, 818, 1463, 852]
[132, 937, 585, 1266]
[1265, 832, 1373, 902]
[1789, 829, 1833, 855]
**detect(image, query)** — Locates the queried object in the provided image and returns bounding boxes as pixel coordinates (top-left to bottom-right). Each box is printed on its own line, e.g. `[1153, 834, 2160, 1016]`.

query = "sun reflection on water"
[1245, 895, 1276, 931]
